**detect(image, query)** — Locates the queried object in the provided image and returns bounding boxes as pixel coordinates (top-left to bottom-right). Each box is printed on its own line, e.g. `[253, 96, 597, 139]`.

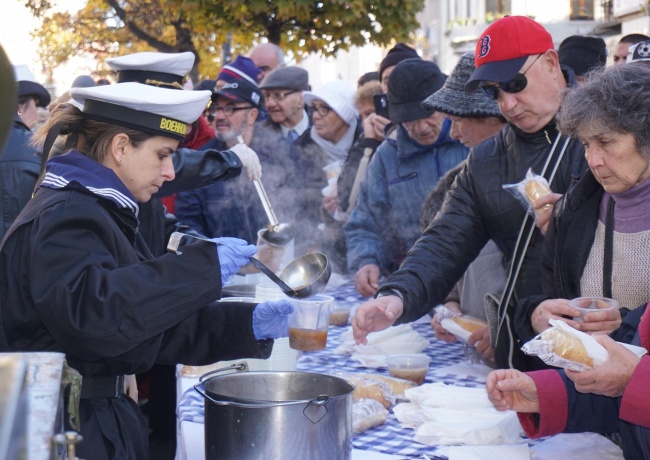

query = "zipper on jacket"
[544, 130, 552, 145]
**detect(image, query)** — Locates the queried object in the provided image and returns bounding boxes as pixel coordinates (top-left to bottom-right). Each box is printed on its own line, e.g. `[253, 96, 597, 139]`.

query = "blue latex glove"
[252, 300, 294, 340]
[211, 237, 257, 285]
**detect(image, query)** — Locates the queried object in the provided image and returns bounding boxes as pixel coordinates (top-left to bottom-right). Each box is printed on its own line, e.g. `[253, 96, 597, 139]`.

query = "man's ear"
[543, 49, 560, 72]
[247, 108, 259, 124]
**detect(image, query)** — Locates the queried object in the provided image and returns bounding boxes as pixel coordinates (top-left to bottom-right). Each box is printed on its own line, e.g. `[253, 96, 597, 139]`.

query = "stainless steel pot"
[194, 370, 354, 460]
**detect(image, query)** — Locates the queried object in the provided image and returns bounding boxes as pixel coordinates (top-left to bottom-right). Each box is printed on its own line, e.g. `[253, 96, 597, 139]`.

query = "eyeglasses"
[262, 90, 299, 102]
[211, 105, 253, 116]
[308, 104, 332, 117]
[479, 54, 543, 101]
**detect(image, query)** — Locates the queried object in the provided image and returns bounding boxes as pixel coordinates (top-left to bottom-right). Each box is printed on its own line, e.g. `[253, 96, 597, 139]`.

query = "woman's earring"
[118, 159, 123, 165]
[17, 110, 22, 116]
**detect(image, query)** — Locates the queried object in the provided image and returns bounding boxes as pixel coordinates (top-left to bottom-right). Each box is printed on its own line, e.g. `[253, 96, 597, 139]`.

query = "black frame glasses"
[479, 54, 543, 101]
[308, 104, 332, 117]
[262, 90, 298, 102]
[210, 105, 253, 116]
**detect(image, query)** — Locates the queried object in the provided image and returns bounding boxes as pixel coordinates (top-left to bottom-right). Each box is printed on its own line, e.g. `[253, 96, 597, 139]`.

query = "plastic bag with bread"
[502, 168, 553, 221]
[436, 305, 488, 343]
[521, 319, 608, 371]
[353, 399, 388, 433]
[343, 374, 397, 408]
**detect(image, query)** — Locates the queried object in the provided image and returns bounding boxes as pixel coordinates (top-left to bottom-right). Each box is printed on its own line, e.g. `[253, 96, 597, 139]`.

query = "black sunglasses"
[479, 54, 543, 101]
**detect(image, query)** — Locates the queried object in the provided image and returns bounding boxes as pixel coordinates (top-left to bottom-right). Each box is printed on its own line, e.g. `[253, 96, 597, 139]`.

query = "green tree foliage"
[26, 0, 424, 81]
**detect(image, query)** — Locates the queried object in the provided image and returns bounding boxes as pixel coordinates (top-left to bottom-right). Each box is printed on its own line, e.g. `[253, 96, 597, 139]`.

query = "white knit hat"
[303, 80, 358, 125]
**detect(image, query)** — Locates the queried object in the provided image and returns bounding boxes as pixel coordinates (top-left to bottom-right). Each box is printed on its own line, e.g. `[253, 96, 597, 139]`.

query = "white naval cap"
[70, 82, 211, 141]
[106, 51, 195, 89]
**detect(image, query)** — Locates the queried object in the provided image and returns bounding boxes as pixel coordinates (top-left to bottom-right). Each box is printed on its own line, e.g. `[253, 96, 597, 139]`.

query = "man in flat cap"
[0, 65, 51, 240]
[260, 66, 310, 144]
[352, 16, 592, 372]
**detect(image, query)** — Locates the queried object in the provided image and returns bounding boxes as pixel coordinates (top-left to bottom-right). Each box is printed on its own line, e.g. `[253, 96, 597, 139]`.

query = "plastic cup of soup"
[288, 295, 333, 351]
[386, 354, 431, 386]
[569, 296, 620, 322]
[329, 304, 352, 326]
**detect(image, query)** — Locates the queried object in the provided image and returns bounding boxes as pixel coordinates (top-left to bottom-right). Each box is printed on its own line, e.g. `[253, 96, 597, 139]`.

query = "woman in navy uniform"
[0, 82, 292, 459]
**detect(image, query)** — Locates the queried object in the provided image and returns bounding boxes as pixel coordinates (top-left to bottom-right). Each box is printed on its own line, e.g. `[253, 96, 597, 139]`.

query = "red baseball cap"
[465, 16, 554, 92]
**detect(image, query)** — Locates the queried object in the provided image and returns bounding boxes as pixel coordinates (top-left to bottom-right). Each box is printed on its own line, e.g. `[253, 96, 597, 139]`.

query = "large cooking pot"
[194, 369, 354, 459]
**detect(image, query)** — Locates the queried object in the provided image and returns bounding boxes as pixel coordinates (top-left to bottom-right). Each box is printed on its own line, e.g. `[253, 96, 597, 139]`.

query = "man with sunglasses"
[351, 16, 589, 372]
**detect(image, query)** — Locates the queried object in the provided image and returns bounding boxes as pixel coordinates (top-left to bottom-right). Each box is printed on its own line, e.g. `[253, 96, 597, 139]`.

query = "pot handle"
[303, 395, 330, 424]
[199, 361, 249, 382]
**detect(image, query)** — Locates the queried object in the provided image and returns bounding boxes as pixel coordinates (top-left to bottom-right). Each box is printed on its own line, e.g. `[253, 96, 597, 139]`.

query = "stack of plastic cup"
[255, 283, 299, 370]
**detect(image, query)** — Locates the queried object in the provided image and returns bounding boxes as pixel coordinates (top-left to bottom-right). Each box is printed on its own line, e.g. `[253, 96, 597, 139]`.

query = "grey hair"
[557, 64, 650, 158]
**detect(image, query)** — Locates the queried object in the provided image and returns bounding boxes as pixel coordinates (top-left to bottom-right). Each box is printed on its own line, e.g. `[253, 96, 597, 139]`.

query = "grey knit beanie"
[422, 53, 501, 118]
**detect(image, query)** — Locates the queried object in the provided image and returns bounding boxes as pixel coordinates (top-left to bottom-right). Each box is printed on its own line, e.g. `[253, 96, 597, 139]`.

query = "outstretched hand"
[352, 295, 403, 345]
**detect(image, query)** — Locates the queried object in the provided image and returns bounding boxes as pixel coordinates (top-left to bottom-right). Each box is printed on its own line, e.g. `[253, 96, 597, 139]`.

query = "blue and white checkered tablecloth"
[177, 280, 489, 460]
[297, 280, 485, 459]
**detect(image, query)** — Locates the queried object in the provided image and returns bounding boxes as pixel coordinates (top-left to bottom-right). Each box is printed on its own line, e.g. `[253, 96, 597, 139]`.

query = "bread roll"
[353, 399, 388, 433]
[525, 180, 552, 202]
[524, 180, 553, 216]
[451, 316, 487, 334]
[541, 328, 593, 367]
[355, 373, 417, 395]
[345, 376, 393, 408]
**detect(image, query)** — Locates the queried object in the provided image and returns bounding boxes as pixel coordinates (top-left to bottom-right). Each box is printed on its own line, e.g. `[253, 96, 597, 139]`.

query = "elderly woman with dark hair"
[486, 63, 650, 459]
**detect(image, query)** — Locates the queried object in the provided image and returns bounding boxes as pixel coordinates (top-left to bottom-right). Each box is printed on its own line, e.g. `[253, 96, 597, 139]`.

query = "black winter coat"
[0, 152, 271, 459]
[379, 116, 588, 371]
[516, 170, 635, 342]
[0, 116, 40, 240]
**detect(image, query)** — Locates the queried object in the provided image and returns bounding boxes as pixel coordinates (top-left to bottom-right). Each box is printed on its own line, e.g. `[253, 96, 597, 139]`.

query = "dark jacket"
[516, 169, 644, 343]
[175, 126, 302, 245]
[338, 135, 383, 213]
[0, 151, 271, 459]
[138, 148, 242, 256]
[345, 120, 469, 275]
[258, 115, 332, 254]
[379, 106, 588, 371]
[0, 116, 40, 240]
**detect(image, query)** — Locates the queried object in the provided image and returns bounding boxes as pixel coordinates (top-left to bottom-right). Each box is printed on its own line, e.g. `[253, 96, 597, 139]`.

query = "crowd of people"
[2, 15, 650, 459]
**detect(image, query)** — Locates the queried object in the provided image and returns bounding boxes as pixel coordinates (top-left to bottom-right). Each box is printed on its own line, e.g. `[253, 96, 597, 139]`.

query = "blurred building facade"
[304, 0, 650, 88]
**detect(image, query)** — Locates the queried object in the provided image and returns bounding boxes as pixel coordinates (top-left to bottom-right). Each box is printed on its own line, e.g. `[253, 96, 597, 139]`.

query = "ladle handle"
[250, 257, 296, 296]
[253, 179, 280, 229]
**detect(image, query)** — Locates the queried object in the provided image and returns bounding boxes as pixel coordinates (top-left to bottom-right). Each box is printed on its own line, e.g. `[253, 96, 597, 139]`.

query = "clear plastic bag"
[342, 374, 397, 408]
[503, 168, 553, 222]
[352, 399, 388, 433]
[436, 305, 487, 343]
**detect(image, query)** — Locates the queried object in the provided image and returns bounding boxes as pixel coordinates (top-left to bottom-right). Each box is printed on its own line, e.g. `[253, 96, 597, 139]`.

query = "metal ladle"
[237, 135, 295, 246]
[252, 179, 295, 246]
[249, 257, 299, 297]
[253, 253, 331, 299]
